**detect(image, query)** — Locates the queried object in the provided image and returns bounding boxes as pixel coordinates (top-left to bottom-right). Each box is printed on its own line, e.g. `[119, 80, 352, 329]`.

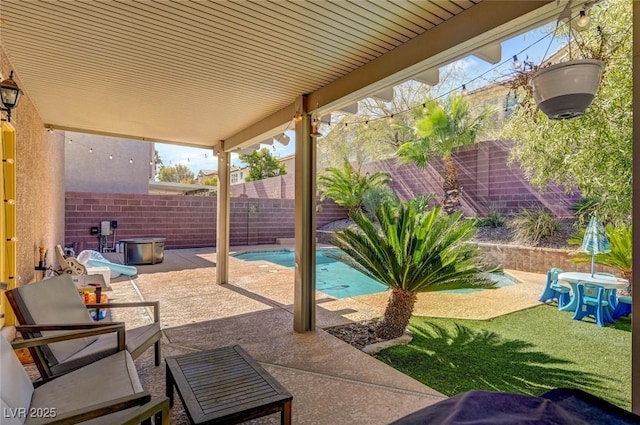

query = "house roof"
[0, 1, 570, 152]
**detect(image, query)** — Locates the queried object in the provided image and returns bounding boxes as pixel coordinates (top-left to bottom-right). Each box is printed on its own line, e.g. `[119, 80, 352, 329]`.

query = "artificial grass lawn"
[377, 304, 632, 410]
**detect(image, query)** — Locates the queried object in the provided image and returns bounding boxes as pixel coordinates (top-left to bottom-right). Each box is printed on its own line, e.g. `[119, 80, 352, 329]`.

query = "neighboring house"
[197, 169, 217, 184]
[230, 165, 249, 184]
[64, 132, 154, 194]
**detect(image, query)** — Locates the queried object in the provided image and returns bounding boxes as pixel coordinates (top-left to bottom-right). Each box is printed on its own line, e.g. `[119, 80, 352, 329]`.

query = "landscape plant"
[318, 158, 391, 216]
[239, 147, 287, 182]
[509, 208, 560, 246]
[475, 206, 506, 228]
[332, 200, 493, 339]
[157, 164, 195, 184]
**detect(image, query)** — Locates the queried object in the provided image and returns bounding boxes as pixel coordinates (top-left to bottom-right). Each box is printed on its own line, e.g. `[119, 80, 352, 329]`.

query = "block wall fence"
[229, 140, 581, 217]
[65, 192, 347, 252]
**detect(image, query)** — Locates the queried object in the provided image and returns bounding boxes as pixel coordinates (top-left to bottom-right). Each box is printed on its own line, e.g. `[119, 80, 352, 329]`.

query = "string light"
[387, 114, 394, 123]
[461, 84, 468, 96]
[576, 10, 590, 29]
[89, 147, 93, 153]
[109, 154, 113, 160]
[422, 103, 428, 114]
[4, 199, 15, 204]
[3, 158, 13, 164]
[129, 158, 133, 164]
[68, 139, 72, 144]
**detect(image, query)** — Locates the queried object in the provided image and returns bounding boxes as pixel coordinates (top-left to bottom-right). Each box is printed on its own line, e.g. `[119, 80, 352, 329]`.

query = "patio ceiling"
[0, 1, 570, 150]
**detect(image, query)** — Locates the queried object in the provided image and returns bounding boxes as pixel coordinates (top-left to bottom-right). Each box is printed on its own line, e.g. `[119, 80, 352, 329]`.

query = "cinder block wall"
[362, 140, 581, 217]
[65, 192, 347, 251]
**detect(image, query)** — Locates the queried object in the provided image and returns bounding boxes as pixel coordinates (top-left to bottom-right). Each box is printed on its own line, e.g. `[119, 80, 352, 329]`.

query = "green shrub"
[569, 197, 601, 227]
[475, 206, 505, 228]
[509, 208, 560, 246]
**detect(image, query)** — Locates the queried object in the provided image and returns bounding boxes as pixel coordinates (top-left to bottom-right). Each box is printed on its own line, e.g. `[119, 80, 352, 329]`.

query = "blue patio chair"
[611, 296, 632, 319]
[539, 268, 571, 308]
[572, 283, 614, 327]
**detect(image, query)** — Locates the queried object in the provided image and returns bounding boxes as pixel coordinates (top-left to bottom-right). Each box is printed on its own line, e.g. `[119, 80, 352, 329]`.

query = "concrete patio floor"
[101, 246, 547, 424]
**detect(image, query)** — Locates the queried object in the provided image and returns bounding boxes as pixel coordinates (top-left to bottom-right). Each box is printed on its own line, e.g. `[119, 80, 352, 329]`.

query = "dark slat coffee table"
[166, 345, 292, 424]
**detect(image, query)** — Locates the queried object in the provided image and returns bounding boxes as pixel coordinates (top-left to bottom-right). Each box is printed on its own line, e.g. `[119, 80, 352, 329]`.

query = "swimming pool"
[233, 249, 519, 299]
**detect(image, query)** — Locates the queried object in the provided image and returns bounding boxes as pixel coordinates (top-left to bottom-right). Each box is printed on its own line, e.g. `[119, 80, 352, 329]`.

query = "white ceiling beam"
[45, 124, 218, 150]
[412, 69, 440, 86]
[371, 88, 394, 102]
[335, 103, 359, 114]
[473, 43, 502, 64]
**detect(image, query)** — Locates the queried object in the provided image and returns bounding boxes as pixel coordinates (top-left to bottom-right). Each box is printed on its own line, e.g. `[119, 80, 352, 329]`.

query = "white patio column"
[293, 95, 316, 332]
[216, 143, 230, 285]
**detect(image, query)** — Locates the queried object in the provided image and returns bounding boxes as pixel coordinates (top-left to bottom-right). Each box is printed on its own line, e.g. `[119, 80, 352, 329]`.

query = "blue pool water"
[233, 249, 518, 299]
[234, 249, 388, 299]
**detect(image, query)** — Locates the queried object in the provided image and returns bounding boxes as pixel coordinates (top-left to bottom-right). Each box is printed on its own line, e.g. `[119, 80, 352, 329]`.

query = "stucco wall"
[64, 132, 153, 194]
[65, 192, 348, 251]
[2, 48, 65, 285]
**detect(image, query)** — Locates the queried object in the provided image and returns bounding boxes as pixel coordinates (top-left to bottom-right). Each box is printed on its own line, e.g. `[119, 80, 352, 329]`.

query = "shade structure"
[581, 216, 611, 276]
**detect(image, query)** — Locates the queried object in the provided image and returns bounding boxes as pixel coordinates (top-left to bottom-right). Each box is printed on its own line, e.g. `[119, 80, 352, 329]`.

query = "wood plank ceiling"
[0, 0, 480, 148]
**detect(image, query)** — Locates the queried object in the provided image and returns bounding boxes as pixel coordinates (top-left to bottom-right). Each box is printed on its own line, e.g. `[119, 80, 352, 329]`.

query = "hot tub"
[121, 238, 166, 265]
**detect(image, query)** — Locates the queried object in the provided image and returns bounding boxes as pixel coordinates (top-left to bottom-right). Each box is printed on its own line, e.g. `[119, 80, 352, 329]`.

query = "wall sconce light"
[0, 71, 22, 122]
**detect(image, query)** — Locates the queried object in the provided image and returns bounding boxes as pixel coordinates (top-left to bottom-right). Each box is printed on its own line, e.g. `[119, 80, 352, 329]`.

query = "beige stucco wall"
[2, 48, 65, 285]
[65, 131, 153, 194]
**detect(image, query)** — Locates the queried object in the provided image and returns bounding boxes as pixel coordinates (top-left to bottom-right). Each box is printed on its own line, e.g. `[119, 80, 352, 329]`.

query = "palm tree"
[318, 158, 391, 216]
[332, 200, 493, 339]
[570, 223, 632, 296]
[397, 94, 494, 214]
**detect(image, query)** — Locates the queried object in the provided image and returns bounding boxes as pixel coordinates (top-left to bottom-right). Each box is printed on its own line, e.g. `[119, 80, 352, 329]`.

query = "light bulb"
[68, 139, 72, 144]
[89, 147, 93, 153]
[387, 114, 394, 123]
[109, 154, 113, 160]
[4, 158, 13, 164]
[149, 161, 153, 166]
[422, 103, 428, 114]
[4, 199, 15, 204]
[364, 120, 369, 129]
[129, 158, 133, 164]
[577, 10, 590, 29]
[513, 55, 522, 70]
[461, 84, 468, 96]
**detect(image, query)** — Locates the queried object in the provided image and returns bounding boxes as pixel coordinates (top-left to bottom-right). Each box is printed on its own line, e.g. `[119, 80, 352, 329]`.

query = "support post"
[293, 95, 316, 332]
[216, 144, 230, 285]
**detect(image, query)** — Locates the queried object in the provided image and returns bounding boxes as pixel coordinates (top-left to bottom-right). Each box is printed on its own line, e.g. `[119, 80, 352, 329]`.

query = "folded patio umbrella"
[581, 216, 610, 276]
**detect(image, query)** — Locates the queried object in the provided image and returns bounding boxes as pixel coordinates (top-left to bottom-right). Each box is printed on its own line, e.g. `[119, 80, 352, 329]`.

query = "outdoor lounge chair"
[539, 267, 571, 308]
[6, 274, 161, 383]
[1, 325, 169, 424]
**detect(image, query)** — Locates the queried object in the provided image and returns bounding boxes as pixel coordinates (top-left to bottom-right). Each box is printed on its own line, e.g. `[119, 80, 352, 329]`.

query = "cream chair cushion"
[0, 336, 34, 425]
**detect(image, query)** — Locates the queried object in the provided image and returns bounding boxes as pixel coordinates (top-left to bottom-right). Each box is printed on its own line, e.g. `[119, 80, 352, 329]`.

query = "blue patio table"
[556, 272, 629, 313]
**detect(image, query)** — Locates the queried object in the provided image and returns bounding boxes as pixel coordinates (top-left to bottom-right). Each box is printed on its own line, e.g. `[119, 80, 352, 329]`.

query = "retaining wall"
[476, 242, 615, 275]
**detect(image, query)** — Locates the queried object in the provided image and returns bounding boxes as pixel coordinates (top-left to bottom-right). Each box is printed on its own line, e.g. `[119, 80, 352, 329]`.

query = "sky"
[155, 21, 561, 176]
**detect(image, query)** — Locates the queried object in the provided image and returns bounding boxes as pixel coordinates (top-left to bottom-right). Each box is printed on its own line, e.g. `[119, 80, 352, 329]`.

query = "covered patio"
[1, 0, 639, 418]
